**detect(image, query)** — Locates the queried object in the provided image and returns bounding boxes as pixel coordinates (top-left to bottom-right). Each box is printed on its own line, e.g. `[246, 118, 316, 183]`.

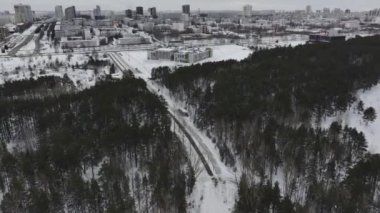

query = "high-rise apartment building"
[369, 9, 380, 17]
[65, 6, 76, 20]
[323, 8, 331, 14]
[125, 9, 133, 18]
[243, 4, 252, 17]
[148, 7, 157, 19]
[55, 5, 64, 19]
[182, 5, 190, 14]
[14, 4, 33, 24]
[136, 7, 144, 15]
[306, 5, 312, 14]
[0, 27, 9, 41]
[93, 5, 101, 18]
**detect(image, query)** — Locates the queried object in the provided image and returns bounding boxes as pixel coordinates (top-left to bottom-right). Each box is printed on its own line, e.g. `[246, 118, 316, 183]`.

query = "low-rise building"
[172, 22, 185, 32]
[308, 34, 345, 43]
[0, 27, 9, 41]
[73, 18, 84, 26]
[174, 48, 213, 63]
[200, 25, 211, 34]
[98, 28, 121, 37]
[84, 29, 92, 40]
[148, 48, 176, 60]
[5, 23, 17, 33]
[148, 47, 213, 63]
[55, 23, 82, 39]
[95, 19, 112, 27]
[117, 34, 148, 45]
[61, 37, 100, 48]
[0, 13, 14, 26]
[140, 22, 154, 32]
[342, 20, 361, 30]
[154, 24, 172, 33]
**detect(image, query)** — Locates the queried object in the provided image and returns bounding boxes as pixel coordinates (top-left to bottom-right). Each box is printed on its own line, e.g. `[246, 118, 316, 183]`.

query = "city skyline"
[3, 0, 380, 12]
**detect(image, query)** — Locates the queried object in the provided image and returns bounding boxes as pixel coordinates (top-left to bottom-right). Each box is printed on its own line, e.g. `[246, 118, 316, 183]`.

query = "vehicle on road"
[178, 108, 189, 117]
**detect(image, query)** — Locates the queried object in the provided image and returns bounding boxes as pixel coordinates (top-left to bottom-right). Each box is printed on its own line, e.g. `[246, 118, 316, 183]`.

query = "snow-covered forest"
[154, 35, 380, 212]
[0, 78, 195, 212]
[1, 36, 380, 212]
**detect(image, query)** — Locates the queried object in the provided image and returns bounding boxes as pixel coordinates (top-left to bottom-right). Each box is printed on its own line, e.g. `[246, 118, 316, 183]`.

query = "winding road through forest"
[109, 51, 238, 213]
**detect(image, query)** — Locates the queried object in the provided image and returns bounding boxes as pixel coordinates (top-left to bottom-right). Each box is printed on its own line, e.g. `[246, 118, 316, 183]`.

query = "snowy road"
[0, 46, 157, 59]
[109, 51, 233, 177]
[110, 52, 217, 175]
[8, 34, 34, 56]
[7, 25, 37, 57]
[109, 53, 217, 177]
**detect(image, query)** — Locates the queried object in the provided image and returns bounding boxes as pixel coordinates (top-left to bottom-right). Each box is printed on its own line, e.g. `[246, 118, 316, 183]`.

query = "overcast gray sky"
[3, 0, 379, 12]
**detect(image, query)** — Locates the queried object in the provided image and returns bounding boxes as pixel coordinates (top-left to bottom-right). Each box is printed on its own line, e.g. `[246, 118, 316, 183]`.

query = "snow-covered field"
[321, 84, 380, 153]
[204, 45, 253, 62]
[0, 54, 114, 90]
[259, 34, 309, 49]
[39, 38, 58, 54]
[120, 45, 252, 80]
[38, 31, 61, 54]
[117, 45, 253, 213]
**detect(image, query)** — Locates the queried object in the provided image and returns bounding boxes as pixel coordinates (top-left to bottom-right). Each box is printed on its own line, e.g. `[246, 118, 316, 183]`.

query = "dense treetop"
[0, 77, 193, 213]
[158, 36, 380, 122]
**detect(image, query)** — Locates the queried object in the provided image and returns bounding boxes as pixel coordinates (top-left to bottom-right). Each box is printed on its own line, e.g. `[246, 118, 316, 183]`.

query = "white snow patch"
[321, 83, 380, 153]
[82, 159, 106, 181]
[202, 45, 253, 63]
[0, 54, 109, 90]
[190, 173, 238, 213]
[259, 35, 309, 49]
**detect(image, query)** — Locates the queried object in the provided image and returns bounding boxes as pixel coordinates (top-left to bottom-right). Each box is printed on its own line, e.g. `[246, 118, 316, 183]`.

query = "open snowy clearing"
[259, 34, 309, 49]
[120, 44, 252, 79]
[0, 54, 115, 90]
[39, 38, 57, 54]
[321, 84, 380, 153]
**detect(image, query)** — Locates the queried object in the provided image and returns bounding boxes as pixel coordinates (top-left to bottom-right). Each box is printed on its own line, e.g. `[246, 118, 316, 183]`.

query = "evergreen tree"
[363, 107, 376, 122]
